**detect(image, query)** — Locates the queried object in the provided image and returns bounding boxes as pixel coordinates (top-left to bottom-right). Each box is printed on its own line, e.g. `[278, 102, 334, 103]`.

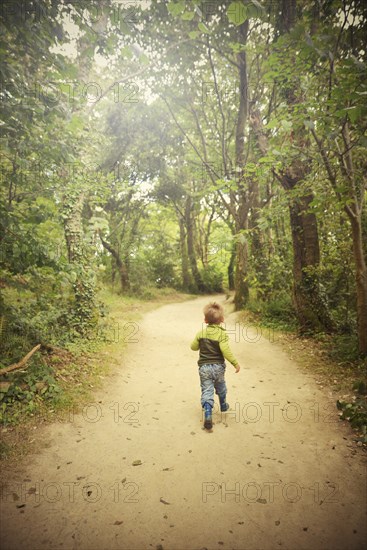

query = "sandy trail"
[0, 295, 366, 550]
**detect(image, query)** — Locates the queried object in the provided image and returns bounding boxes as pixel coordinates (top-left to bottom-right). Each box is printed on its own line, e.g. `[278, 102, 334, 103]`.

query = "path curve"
[1, 296, 366, 550]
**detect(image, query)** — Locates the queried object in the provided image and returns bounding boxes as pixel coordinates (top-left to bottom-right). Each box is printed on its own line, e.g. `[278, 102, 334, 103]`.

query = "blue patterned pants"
[198, 363, 227, 409]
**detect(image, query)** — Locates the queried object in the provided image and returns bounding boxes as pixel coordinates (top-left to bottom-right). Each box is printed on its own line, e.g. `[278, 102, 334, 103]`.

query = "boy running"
[190, 302, 241, 430]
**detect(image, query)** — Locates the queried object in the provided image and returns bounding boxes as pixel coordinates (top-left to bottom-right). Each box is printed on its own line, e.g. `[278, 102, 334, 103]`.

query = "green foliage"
[247, 291, 297, 331]
[1, 0, 366, 404]
[227, 0, 264, 26]
[327, 335, 361, 364]
[337, 398, 367, 444]
[0, 359, 61, 425]
[199, 266, 224, 293]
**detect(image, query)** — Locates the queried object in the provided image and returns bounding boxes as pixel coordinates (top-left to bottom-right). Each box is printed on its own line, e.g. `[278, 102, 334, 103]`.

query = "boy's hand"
[235, 365, 240, 373]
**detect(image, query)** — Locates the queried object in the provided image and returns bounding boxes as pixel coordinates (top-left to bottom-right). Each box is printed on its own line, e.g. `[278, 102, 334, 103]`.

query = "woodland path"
[1, 295, 366, 550]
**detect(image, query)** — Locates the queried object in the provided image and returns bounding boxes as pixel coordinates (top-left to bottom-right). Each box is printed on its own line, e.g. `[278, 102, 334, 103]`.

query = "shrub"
[200, 266, 224, 293]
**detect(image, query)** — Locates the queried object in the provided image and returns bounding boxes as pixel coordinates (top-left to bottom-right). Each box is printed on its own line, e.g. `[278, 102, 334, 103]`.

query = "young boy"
[190, 302, 241, 430]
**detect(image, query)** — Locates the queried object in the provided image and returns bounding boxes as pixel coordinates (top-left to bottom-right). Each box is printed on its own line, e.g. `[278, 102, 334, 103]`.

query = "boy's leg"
[213, 364, 229, 412]
[198, 365, 215, 428]
[199, 365, 215, 409]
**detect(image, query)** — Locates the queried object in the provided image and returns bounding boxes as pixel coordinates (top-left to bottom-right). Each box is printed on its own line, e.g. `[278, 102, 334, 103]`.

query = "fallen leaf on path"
[160, 498, 170, 505]
[275, 521, 280, 526]
[162, 467, 174, 471]
[121, 478, 126, 484]
[114, 521, 123, 525]
[132, 460, 142, 466]
[257, 498, 267, 504]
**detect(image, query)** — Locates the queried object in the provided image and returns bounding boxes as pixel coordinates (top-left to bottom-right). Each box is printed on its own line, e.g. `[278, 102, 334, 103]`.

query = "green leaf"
[189, 31, 199, 40]
[248, 0, 265, 18]
[346, 106, 362, 124]
[281, 120, 292, 131]
[198, 22, 210, 34]
[167, 1, 185, 16]
[181, 11, 195, 21]
[265, 119, 278, 130]
[120, 45, 133, 59]
[227, 1, 248, 25]
[139, 53, 150, 66]
[67, 115, 84, 132]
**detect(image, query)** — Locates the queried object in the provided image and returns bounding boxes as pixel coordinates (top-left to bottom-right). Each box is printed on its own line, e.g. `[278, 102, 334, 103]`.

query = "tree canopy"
[1, 0, 366, 365]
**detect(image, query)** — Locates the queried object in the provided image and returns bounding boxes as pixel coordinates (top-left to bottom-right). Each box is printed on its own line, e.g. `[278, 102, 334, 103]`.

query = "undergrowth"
[0, 288, 194, 459]
[241, 295, 367, 446]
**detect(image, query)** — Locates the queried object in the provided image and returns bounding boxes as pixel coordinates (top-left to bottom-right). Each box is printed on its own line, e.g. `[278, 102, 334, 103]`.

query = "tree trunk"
[185, 196, 205, 292]
[63, 190, 97, 333]
[347, 211, 367, 354]
[281, 172, 333, 332]
[234, 198, 250, 309]
[233, 19, 250, 310]
[249, 176, 268, 300]
[275, 0, 333, 332]
[99, 234, 130, 292]
[228, 240, 236, 291]
[63, 191, 84, 264]
[179, 217, 191, 290]
[234, 234, 249, 309]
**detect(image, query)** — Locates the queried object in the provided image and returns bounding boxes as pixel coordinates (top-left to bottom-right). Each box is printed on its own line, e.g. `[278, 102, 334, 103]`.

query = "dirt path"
[1, 296, 366, 550]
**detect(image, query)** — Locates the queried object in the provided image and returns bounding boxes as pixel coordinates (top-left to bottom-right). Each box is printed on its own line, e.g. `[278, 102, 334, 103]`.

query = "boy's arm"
[190, 332, 200, 351]
[219, 332, 239, 367]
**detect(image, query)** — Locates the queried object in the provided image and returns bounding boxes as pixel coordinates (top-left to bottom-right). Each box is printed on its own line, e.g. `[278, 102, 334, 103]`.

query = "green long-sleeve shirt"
[190, 324, 239, 367]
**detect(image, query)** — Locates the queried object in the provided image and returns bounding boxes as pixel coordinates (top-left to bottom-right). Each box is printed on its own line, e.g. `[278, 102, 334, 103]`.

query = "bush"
[327, 334, 361, 363]
[200, 266, 224, 293]
[0, 358, 61, 425]
[337, 397, 367, 444]
[247, 291, 297, 330]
